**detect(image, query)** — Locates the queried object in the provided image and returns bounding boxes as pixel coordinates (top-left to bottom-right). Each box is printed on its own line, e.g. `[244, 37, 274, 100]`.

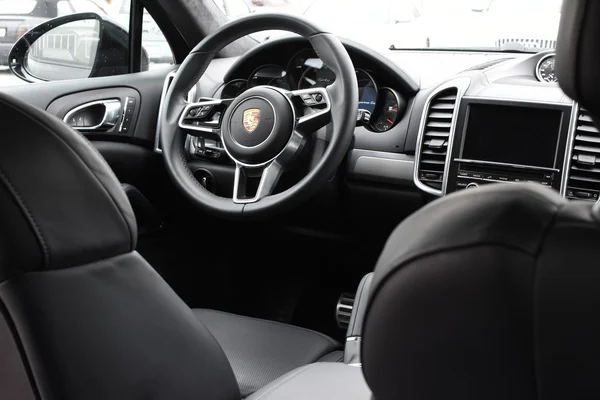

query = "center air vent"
[565, 107, 600, 202]
[415, 87, 459, 194]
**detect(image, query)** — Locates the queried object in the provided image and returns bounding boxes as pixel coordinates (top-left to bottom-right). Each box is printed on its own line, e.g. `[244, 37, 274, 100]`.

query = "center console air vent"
[565, 107, 600, 202]
[414, 78, 470, 196]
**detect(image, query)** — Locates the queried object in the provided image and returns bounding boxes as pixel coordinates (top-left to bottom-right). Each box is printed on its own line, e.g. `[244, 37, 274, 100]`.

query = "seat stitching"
[0, 166, 50, 266]
[0, 97, 134, 251]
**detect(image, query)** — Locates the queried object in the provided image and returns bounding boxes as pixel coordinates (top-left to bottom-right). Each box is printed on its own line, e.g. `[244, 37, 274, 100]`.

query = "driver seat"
[0, 91, 339, 399]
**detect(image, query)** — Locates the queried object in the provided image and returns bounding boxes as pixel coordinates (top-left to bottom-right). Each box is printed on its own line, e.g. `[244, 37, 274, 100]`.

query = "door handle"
[64, 99, 122, 131]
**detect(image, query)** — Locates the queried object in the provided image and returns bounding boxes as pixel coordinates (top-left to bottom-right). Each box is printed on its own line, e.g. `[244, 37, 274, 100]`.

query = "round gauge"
[287, 48, 316, 89]
[298, 68, 378, 113]
[370, 88, 405, 132]
[356, 69, 377, 114]
[536, 54, 557, 83]
[298, 62, 336, 90]
[218, 79, 247, 99]
[248, 65, 289, 89]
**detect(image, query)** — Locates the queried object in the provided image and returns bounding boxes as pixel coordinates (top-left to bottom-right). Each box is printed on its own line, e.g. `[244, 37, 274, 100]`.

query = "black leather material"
[161, 14, 358, 218]
[0, 253, 240, 400]
[194, 309, 341, 398]
[556, 0, 600, 119]
[0, 92, 136, 274]
[362, 183, 600, 400]
[0, 91, 240, 399]
[245, 363, 371, 400]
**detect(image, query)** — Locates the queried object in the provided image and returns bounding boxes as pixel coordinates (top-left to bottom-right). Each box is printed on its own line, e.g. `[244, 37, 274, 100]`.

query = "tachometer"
[248, 65, 289, 89]
[536, 54, 557, 83]
[218, 79, 248, 99]
[298, 60, 336, 89]
[298, 66, 378, 115]
[370, 88, 405, 132]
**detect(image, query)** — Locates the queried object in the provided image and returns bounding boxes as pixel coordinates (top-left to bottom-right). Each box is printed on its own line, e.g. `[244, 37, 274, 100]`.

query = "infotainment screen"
[462, 104, 563, 169]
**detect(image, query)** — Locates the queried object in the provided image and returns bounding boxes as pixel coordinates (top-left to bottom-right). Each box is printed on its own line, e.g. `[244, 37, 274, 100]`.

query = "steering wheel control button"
[221, 87, 294, 165]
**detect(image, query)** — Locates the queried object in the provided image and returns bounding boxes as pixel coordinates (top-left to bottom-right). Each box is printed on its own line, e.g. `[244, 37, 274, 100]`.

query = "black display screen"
[462, 104, 563, 169]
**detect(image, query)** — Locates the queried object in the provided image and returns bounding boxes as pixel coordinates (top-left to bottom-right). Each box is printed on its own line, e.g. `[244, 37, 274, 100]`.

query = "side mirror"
[9, 13, 149, 83]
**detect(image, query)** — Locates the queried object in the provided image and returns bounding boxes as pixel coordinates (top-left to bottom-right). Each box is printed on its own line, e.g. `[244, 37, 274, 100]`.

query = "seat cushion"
[194, 309, 341, 397]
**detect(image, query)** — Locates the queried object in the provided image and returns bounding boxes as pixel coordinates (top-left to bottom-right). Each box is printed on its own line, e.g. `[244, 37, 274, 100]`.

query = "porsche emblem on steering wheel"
[243, 108, 261, 133]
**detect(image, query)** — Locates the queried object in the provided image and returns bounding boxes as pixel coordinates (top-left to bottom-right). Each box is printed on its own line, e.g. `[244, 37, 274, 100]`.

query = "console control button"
[466, 182, 479, 189]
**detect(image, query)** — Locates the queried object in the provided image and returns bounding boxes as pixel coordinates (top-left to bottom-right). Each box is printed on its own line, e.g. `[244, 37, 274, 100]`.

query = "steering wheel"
[160, 14, 358, 218]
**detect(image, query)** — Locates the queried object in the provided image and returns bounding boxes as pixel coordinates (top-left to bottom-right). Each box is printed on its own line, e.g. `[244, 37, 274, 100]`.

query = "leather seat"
[0, 91, 338, 399]
[359, 3, 600, 399]
[361, 183, 600, 400]
[194, 310, 341, 397]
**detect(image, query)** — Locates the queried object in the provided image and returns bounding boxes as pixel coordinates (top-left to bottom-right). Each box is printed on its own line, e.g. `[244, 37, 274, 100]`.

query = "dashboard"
[213, 47, 408, 134]
[156, 37, 599, 209]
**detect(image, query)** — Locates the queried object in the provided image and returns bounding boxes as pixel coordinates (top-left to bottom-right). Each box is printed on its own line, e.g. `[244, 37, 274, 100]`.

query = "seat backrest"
[0, 92, 240, 400]
[361, 183, 600, 400]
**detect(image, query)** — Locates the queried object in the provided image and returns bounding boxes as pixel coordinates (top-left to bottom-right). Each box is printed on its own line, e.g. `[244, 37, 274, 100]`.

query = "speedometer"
[536, 54, 557, 83]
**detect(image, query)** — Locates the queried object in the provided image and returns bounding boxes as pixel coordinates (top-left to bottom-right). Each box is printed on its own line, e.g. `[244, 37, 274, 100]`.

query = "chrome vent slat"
[566, 107, 600, 200]
[428, 112, 454, 119]
[577, 125, 600, 134]
[430, 103, 455, 110]
[575, 134, 600, 144]
[573, 145, 600, 154]
[416, 86, 460, 194]
[427, 121, 452, 129]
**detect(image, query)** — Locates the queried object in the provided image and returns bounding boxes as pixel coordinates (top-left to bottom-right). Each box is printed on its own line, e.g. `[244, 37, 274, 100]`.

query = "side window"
[141, 8, 174, 68]
[0, 0, 173, 87]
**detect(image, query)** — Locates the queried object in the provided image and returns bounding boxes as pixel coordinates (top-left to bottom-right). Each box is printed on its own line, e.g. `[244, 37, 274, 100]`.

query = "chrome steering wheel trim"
[160, 13, 358, 218]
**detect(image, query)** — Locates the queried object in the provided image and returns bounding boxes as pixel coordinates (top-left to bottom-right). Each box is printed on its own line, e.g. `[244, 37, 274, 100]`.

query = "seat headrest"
[0, 92, 136, 280]
[362, 184, 600, 399]
[556, 0, 600, 118]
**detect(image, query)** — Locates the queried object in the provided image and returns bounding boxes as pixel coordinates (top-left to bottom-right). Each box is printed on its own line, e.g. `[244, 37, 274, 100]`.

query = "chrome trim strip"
[63, 99, 121, 131]
[292, 87, 331, 128]
[230, 87, 330, 204]
[414, 77, 471, 196]
[118, 96, 130, 132]
[155, 71, 176, 153]
[535, 52, 556, 83]
[461, 95, 568, 107]
[561, 102, 579, 197]
[454, 159, 560, 173]
[178, 99, 226, 134]
[155, 71, 196, 154]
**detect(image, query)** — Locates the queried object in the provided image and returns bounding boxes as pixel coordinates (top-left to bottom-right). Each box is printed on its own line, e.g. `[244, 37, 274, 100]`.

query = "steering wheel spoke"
[233, 162, 283, 204]
[160, 15, 357, 217]
[178, 98, 232, 140]
[288, 87, 332, 136]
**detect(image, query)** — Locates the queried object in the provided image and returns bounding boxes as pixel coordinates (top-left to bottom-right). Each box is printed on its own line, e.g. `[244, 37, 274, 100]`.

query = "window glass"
[0, 0, 173, 86]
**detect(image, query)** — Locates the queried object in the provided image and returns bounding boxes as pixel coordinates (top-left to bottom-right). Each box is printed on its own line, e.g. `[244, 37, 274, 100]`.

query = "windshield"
[212, 0, 564, 52]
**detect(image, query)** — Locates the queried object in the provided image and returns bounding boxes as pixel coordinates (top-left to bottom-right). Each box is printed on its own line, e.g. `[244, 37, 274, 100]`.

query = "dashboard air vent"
[566, 107, 600, 202]
[416, 88, 458, 192]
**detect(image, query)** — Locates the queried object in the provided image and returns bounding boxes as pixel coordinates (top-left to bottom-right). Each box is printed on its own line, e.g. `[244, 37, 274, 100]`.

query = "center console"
[414, 78, 575, 198]
[447, 99, 572, 194]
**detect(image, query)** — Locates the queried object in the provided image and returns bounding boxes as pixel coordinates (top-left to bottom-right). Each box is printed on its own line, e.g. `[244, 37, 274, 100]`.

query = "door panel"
[47, 87, 141, 137]
[0, 66, 174, 144]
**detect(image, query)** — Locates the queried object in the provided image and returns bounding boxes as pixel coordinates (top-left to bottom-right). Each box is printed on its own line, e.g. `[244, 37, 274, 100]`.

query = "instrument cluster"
[216, 49, 407, 133]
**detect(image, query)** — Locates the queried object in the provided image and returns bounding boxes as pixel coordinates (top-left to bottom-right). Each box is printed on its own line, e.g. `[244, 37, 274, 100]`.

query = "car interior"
[1, 0, 600, 399]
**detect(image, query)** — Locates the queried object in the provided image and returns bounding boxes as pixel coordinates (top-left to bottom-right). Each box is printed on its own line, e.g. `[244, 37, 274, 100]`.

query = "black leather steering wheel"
[160, 14, 358, 218]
